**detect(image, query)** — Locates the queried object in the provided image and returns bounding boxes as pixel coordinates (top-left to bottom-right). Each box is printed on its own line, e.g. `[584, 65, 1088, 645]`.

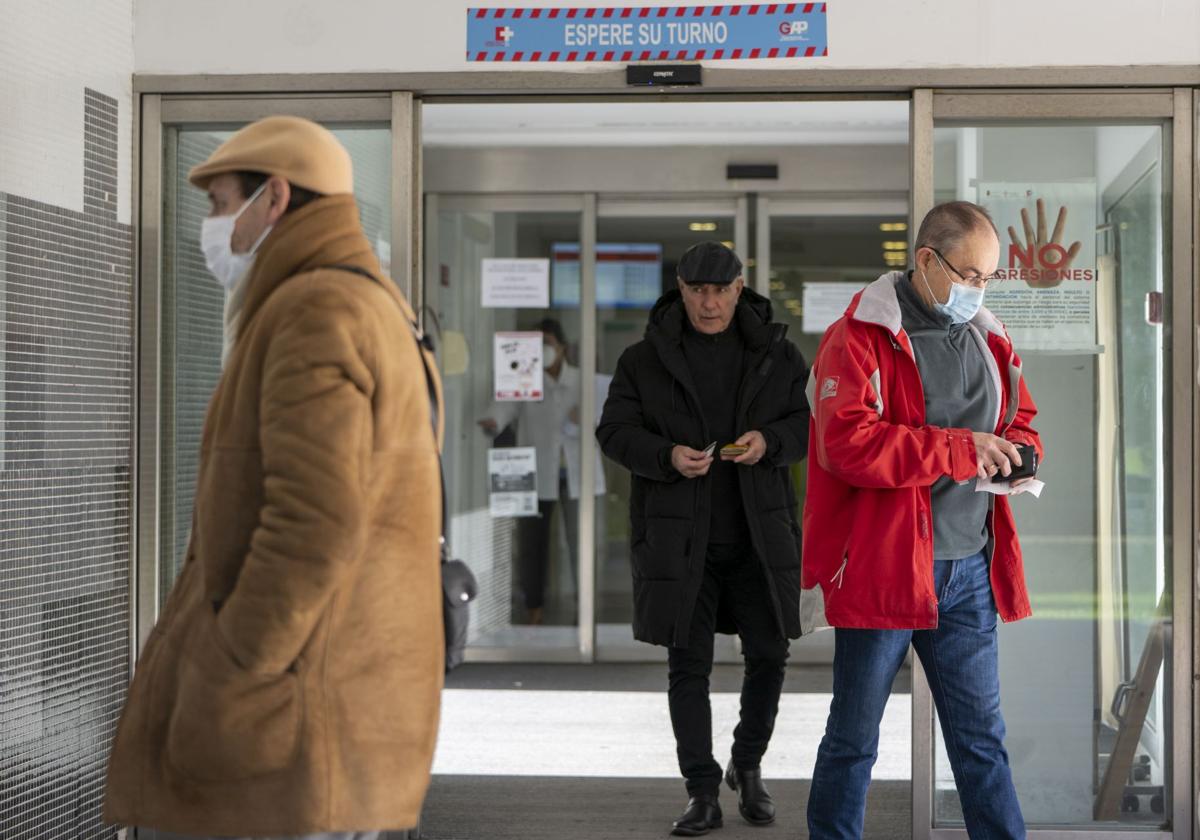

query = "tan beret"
[188, 115, 354, 195]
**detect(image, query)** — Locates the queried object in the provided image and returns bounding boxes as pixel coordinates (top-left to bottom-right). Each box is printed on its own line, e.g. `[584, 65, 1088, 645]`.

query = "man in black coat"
[597, 242, 811, 836]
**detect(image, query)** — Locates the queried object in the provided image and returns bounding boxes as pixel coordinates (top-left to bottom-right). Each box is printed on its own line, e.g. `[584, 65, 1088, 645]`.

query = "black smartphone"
[1005, 443, 1039, 481]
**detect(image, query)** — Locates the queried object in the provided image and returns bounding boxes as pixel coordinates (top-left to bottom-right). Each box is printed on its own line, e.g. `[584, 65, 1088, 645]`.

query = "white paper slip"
[974, 477, 1045, 498]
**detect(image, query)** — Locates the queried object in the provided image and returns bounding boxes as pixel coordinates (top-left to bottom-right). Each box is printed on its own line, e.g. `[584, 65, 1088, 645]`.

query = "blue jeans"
[808, 551, 1025, 840]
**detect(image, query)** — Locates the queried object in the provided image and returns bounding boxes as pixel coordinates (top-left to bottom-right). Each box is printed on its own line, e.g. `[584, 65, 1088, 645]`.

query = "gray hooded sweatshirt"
[897, 273, 998, 561]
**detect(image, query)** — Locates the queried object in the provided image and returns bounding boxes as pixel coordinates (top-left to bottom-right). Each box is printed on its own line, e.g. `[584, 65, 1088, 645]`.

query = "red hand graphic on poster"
[1005, 197, 1084, 289]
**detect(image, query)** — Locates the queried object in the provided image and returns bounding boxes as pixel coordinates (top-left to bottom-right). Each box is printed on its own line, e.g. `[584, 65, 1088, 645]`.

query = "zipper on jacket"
[830, 555, 848, 589]
[951, 333, 969, 394]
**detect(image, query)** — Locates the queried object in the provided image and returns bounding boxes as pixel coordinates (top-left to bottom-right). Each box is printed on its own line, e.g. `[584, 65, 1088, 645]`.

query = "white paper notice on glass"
[802, 282, 864, 335]
[488, 447, 538, 518]
[482, 258, 551, 309]
[494, 332, 544, 402]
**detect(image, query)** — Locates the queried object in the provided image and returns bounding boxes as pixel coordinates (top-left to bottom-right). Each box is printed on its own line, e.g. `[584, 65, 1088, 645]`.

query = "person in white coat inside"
[479, 318, 606, 624]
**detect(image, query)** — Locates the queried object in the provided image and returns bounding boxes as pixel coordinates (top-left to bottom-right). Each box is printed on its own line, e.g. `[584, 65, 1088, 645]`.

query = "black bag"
[434, 437, 478, 672]
[326, 265, 478, 671]
[441, 553, 478, 671]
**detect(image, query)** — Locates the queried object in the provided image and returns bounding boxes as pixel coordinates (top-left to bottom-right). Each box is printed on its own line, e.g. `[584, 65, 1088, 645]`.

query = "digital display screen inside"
[551, 243, 663, 308]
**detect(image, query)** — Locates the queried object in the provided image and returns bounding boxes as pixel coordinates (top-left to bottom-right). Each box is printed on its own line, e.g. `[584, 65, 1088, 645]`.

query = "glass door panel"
[763, 200, 911, 381]
[760, 197, 909, 663]
[931, 120, 1173, 829]
[159, 121, 392, 608]
[592, 200, 745, 661]
[428, 197, 584, 658]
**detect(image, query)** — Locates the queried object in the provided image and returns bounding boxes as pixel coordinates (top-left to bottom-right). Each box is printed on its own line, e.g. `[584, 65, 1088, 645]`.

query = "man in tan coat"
[103, 116, 445, 840]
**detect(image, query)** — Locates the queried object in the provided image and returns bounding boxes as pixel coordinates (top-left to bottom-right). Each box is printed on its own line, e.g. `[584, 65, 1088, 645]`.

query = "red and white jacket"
[801, 272, 1043, 630]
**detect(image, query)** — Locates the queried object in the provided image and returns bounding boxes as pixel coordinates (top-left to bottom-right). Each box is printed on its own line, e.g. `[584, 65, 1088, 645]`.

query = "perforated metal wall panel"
[0, 89, 132, 840]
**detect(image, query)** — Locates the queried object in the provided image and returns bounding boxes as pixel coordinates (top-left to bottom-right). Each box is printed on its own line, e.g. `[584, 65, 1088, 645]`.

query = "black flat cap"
[677, 241, 743, 286]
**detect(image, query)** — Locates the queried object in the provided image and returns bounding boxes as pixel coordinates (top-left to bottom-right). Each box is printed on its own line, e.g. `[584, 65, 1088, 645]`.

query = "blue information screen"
[552, 243, 663, 309]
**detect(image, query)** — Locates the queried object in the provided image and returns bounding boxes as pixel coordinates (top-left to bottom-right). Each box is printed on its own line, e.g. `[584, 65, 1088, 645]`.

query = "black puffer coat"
[597, 288, 811, 648]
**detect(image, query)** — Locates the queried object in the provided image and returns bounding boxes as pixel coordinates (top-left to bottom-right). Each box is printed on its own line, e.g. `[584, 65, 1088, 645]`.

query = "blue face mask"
[920, 255, 985, 324]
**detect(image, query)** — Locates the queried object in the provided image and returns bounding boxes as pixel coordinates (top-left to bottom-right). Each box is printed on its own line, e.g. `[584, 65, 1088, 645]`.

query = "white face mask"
[542, 343, 559, 370]
[200, 182, 272, 291]
[920, 253, 986, 325]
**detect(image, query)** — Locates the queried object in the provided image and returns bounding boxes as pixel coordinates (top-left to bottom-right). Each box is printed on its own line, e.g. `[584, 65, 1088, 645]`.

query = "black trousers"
[667, 542, 790, 797]
[516, 475, 579, 611]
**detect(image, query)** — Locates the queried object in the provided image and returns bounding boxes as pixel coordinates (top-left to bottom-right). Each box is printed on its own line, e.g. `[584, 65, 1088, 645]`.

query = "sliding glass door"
[912, 89, 1194, 838]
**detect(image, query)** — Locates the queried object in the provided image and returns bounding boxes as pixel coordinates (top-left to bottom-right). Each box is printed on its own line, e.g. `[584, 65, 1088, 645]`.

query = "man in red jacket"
[803, 201, 1043, 840]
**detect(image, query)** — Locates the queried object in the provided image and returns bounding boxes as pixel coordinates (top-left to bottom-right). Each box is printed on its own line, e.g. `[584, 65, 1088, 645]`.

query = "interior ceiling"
[422, 100, 910, 148]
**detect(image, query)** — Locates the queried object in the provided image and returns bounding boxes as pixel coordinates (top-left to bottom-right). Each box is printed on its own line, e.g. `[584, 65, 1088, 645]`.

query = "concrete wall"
[134, 0, 1200, 76]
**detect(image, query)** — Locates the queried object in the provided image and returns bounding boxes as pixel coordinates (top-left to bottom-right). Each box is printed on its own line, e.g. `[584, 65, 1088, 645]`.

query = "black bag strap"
[320, 264, 450, 554]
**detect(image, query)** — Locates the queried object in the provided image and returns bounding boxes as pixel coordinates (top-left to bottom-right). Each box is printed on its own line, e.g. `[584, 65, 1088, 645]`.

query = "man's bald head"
[915, 201, 998, 255]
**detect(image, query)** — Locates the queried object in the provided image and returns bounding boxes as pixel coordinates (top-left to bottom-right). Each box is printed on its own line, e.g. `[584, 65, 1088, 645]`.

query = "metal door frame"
[910, 88, 1195, 840]
[1194, 88, 1200, 840]
[133, 80, 1199, 838]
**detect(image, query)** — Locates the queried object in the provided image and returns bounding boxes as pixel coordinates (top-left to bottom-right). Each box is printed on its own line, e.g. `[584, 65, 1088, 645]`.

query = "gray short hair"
[915, 201, 998, 255]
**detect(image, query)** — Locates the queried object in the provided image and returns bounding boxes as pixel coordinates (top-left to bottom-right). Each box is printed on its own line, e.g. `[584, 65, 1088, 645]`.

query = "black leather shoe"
[725, 760, 776, 826]
[671, 793, 723, 836]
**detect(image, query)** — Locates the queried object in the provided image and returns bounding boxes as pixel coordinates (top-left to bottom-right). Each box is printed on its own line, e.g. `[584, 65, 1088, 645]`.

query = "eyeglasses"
[927, 247, 998, 288]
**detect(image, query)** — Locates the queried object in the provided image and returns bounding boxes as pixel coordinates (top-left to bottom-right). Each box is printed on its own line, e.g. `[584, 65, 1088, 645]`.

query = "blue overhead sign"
[467, 4, 829, 62]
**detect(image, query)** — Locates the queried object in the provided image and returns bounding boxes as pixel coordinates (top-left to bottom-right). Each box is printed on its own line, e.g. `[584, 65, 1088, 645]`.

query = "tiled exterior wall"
[0, 54, 133, 840]
[1, 6, 135, 833]
[0, 3, 133, 224]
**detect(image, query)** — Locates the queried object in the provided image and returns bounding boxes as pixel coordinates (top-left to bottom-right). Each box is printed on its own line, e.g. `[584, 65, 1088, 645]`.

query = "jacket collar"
[850, 272, 1018, 431]
[849, 271, 1009, 343]
[645, 287, 786, 428]
[647, 286, 782, 352]
[236, 194, 384, 337]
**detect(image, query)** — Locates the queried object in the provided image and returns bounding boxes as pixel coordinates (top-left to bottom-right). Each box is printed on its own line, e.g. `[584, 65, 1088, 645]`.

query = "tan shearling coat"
[103, 194, 444, 835]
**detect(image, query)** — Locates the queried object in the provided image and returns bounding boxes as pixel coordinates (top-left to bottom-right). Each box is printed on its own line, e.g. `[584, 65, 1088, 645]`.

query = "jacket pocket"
[165, 613, 302, 783]
[635, 516, 692, 580]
